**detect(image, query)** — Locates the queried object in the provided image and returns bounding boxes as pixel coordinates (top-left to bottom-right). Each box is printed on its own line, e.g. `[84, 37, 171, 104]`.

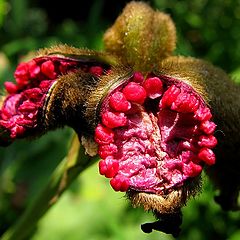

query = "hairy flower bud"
[104, 1, 176, 72]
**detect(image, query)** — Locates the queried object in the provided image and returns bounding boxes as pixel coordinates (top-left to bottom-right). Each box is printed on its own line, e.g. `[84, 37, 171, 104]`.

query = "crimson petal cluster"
[95, 72, 217, 193]
[0, 57, 104, 143]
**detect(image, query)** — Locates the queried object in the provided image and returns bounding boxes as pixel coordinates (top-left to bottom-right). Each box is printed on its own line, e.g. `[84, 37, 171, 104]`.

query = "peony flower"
[0, 1, 239, 237]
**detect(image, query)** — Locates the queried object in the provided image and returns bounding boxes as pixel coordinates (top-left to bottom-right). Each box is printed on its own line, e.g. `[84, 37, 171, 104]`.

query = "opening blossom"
[0, 1, 239, 237]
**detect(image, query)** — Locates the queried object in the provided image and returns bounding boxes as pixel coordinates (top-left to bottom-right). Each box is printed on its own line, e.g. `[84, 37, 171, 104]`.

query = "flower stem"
[1, 135, 99, 240]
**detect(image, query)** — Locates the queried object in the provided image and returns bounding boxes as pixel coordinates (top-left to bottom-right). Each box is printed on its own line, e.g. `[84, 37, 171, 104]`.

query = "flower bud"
[104, 1, 176, 72]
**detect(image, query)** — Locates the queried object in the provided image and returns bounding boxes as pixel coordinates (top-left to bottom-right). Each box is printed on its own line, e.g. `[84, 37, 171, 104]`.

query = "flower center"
[95, 72, 217, 194]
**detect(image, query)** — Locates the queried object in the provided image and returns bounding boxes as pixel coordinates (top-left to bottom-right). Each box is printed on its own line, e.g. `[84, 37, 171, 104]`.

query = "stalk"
[1, 135, 99, 240]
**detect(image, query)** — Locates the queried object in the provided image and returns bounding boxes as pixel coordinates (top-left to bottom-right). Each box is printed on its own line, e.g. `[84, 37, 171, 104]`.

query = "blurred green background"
[0, 0, 239, 239]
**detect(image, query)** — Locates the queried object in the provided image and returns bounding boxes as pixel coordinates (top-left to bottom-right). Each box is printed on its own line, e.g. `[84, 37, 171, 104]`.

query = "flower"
[1, 1, 239, 237]
[0, 46, 115, 145]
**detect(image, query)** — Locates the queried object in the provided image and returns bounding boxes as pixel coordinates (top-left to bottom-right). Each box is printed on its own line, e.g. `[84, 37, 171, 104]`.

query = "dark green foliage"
[153, 0, 240, 73]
